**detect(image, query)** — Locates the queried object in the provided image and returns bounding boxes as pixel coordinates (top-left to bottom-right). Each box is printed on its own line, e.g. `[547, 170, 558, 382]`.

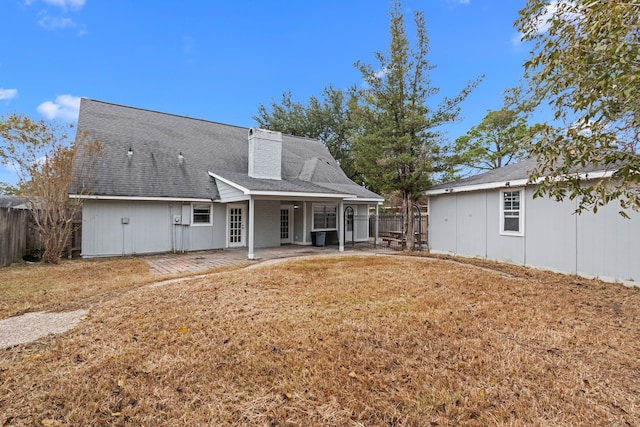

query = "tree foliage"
[453, 90, 531, 172]
[0, 114, 100, 263]
[254, 86, 362, 184]
[516, 0, 640, 214]
[351, 0, 481, 248]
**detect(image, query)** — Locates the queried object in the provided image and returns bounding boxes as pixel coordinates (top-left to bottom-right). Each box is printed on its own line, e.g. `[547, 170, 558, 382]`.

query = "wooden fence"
[369, 211, 428, 250]
[0, 207, 82, 267]
[0, 208, 29, 267]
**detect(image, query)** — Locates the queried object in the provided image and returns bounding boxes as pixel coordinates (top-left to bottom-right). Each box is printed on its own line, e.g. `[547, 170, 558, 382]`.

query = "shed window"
[313, 204, 337, 230]
[500, 189, 523, 235]
[192, 204, 212, 225]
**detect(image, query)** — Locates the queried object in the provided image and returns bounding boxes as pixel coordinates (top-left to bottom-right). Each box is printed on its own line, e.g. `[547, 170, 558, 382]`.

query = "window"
[500, 189, 523, 235]
[192, 204, 212, 225]
[313, 204, 337, 230]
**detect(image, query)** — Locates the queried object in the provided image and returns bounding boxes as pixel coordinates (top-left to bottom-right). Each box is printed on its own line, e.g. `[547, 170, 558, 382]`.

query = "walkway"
[144, 244, 390, 275]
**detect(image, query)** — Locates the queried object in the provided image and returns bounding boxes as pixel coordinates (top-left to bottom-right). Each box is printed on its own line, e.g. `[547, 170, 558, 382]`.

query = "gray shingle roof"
[72, 99, 382, 201]
[0, 196, 31, 209]
[428, 157, 619, 192]
[428, 158, 539, 191]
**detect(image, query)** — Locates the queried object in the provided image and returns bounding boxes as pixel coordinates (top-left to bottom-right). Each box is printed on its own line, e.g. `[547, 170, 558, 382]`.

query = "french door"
[227, 204, 246, 247]
[280, 205, 294, 244]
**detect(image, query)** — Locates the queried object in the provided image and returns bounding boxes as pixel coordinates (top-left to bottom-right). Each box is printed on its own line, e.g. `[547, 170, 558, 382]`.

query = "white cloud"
[37, 94, 81, 121]
[0, 88, 18, 101]
[533, 0, 566, 34]
[26, 0, 86, 10]
[374, 67, 388, 79]
[511, 32, 524, 46]
[514, 0, 579, 45]
[38, 15, 76, 30]
[2, 160, 20, 174]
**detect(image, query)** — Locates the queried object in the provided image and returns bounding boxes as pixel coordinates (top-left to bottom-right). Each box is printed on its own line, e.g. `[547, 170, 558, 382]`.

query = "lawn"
[0, 258, 155, 319]
[1, 255, 639, 426]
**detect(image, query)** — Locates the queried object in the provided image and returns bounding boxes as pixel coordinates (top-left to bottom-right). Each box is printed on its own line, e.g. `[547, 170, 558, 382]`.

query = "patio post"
[248, 197, 255, 259]
[375, 203, 379, 247]
[338, 200, 344, 252]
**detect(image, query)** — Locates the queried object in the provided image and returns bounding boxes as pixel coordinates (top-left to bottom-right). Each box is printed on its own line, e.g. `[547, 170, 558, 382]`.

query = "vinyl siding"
[428, 188, 640, 284]
[82, 200, 224, 257]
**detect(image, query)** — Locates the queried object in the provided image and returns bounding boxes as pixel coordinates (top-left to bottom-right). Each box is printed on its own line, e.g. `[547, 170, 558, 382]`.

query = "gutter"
[424, 170, 616, 196]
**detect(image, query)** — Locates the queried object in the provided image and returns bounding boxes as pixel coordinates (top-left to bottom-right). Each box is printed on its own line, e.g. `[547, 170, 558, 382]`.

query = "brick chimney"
[248, 128, 282, 180]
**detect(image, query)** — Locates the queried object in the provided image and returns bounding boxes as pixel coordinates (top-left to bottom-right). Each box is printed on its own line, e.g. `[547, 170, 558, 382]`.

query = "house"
[424, 158, 640, 285]
[70, 99, 383, 259]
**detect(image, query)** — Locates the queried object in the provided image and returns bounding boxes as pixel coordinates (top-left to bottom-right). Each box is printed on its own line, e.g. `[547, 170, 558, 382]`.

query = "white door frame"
[280, 205, 294, 244]
[344, 205, 355, 243]
[227, 203, 246, 248]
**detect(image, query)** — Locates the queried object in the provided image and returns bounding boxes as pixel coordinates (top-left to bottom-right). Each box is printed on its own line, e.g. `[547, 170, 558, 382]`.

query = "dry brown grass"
[0, 258, 154, 318]
[1, 255, 639, 426]
[0, 257, 250, 320]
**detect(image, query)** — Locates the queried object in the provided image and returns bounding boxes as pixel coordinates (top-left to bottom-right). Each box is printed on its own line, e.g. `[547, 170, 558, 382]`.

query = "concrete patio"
[144, 243, 393, 275]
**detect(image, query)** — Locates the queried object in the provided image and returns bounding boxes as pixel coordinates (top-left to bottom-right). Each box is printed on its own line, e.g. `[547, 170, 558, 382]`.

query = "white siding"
[293, 204, 305, 244]
[217, 180, 246, 202]
[82, 200, 225, 257]
[428, 188, 640, 284]
[485, 189, 525, 265]
[455, 192, 487, 257]
[525, 188, 577, 274]
[253, 200, 280, 248]
[428, 196, 458, 254]
[344, 203, 370, 242]
[355, 204, 370, 241]
[577, 202, 640, 283]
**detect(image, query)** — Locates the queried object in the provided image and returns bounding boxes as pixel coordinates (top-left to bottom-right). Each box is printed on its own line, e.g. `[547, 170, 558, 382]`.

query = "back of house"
[70, 98, 383, 259]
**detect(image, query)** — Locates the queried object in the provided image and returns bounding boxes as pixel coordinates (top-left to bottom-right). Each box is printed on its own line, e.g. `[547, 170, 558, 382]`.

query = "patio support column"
[338, 200, 344, 252]
[302, 202, 307, 245]
[375, 203, 379, 247]
[248, 197, 255, 259]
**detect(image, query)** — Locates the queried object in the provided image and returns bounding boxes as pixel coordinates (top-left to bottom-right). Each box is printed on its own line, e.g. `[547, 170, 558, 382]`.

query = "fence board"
[0, 208, 29, 267]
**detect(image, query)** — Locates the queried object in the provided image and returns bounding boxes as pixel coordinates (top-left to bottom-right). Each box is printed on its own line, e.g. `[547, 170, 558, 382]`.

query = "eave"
[424, 170, 615, 196]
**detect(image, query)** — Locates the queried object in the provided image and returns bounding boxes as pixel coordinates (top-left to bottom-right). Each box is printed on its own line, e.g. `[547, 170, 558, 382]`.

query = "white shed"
[425, 158, 640, 286]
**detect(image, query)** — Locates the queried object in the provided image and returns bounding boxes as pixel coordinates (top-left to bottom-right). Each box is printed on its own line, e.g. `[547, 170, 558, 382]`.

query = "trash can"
[315, 231, 326, 247]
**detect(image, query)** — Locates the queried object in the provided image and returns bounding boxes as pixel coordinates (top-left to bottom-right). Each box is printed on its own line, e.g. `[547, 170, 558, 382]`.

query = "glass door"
[228, 204, 246, 247]
[280, 205, 293, 244]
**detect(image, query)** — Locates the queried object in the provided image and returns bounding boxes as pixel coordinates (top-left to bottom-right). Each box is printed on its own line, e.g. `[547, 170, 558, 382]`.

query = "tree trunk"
[402, 190, 415, 251]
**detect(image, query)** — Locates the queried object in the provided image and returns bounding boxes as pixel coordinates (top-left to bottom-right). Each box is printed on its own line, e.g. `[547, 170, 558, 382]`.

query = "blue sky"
[1, 0, 532, 185]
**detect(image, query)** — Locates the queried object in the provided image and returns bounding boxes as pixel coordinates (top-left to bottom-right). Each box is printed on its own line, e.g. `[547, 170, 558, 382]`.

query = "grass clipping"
[1, 255, 639, 426]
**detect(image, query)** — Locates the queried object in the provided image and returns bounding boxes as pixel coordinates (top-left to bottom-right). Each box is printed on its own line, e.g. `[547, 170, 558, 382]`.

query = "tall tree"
[0, 114, 100, 263]
[254, 86, 362, 184]
[453, 89, 531, 172]
[351, 1, 481, 249]
[516, 0, 640, 214]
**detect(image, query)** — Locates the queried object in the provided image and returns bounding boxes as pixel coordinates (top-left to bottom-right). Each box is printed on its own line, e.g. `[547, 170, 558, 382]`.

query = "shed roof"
[426, 157, 618, 195]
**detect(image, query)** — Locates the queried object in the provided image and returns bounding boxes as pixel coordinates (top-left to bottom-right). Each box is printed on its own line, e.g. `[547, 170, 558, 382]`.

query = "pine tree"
[352, 0, 481, 249]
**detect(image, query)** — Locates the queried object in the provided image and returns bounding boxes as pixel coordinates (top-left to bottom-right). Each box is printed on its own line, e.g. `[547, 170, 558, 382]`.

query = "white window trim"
[312, 203, 338, 232]
[499, 188, 524, 237]
[191, 203, 213, 226]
